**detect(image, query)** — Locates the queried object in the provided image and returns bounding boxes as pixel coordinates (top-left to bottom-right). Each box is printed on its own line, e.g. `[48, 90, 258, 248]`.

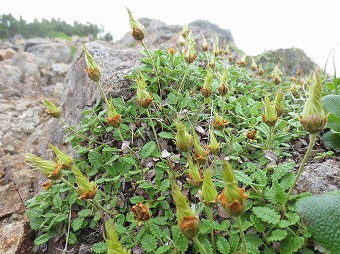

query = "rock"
[0, 184, 22, 219]
[0, 221, 28, 254]
[26, 37, 50, 48]
[295, 160, 340, 194]
[61, 42, 141, 125]
[27, 43, 71, 64]
[52, 63, 70, 76]
[0, 65, 23, 98]
[0, 48, 17, 61]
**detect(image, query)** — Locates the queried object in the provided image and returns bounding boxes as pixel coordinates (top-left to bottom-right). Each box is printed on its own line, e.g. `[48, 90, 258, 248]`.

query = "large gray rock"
[61, 42, 141, 125]
[0, 65, 23, 98]
[27, 43, 71, 64]
[0, 48, 17, 61]
[26, 37, 50, 48]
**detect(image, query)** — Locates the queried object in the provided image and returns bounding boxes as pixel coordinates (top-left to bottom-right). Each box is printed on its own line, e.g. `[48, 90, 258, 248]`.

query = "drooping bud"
[82, 44, 101, 82]
[200, 71, 213, 98]
[174, 121, 193, 152]
[274, 88, 285, 117]
[49, 144, 74, 169]
[131, 202, 150, 221]
[296, 68, 303, 76]
[126, 7, 145, 41]
[180, 24, 190, 38]
[186, 155, 203, 187]
[135, 72, 153, 108]
[42, 180, 53, 190]
[213, 113, 229, 130]
[258, 64, 265, 76]
[213, 36, 219, 57]
[185, 33, 197, 64]
[219, 160, 248, 217]
[208, 53, 215, 68]
[179, 34, 186, 47]
[201, 34, 209, 51]
[72, 166, 97, 200]
[201, 168, 218, 207]
[192, 128, 208, 165]
[106, 99, 122, 128]
[228, 55, 234, 63]
[273, 66, 282, 85]
[218, 67, 229, 96]
[25, 154, 62, 180]
[251, 57, 257, 71]
[236, 55, 247, 66]
[246, 129, 257, 141]
[104, 218, 128, 254]
[168, 47, 176, 55]
[208, 129, 220, 155]
[299, 70, 327, 134]
[171, 178, 200, 238]
[224, 45, 230, 55]
[262, 95, 278, 127]
[42, 98, 61, 118]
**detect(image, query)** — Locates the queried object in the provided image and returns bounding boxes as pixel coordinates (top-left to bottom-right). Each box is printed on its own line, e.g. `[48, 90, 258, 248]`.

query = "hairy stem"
[146, 108, 161, 152]
[93, 197, 116, 217]
[206, 206, 216, 254]
[179, 63, 190, 92]
[236, 216, 247, 254]
[96, 80, 109, 105]
[192, 236, 208, 254]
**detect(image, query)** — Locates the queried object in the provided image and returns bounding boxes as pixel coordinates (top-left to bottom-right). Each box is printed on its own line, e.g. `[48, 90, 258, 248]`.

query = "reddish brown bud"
[178, 216, 200, 238]
[246, 129, 257, 140]
[131, 202, 150, 221]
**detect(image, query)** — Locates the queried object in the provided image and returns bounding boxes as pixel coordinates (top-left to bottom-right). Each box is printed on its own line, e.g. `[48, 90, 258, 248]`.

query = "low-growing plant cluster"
[25, 8, 338, 254]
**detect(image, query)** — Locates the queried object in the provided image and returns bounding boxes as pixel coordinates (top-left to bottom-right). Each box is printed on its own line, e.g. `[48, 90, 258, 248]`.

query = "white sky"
[1, 0, 339, 75]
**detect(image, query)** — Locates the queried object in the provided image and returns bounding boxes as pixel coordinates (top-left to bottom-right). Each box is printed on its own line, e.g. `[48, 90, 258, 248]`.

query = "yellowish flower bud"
[246, 129, 257, 141]
[72, 166, 97, 200]
[185, 33, 197, 64]
[192, 128, 208, 165]
[208, 129, 220, 155]
[186, 156, 203, 187]
[299, 70, 327, 134]
[213, 113, 229, 130]
[200, 71, 213, 98]
[106, 99, 122, 128]
[180, 24, 190, 38]
[213, 36, 219, 57]
[201, 168, 218, 207]
[224, 45, 230, 55]
[236, 55, 247, 66]
[201, 34, 209, 51]
[258, 64, 265, 76]
[262, 95, 278, 127]
[82, 44, 101, 82]
[179, 34, 186, 47]
[274, 88, 285, 117]
[168, 47, 176, 55]
[42, 98, 61, 118]
[131, 202, 150, 221]
[218, 67, 229, 96]
[25, 154, 62, 180]
[126, 7, 145, 41]
[135, 72, 153, 108]
[273, 66, 282, 85]
[104, 218, 128, 254]
[208, 54, 215, 69]
[49, 144, 74, 169]
[175, 121, 193, 152]
[251, 57, 257, 71]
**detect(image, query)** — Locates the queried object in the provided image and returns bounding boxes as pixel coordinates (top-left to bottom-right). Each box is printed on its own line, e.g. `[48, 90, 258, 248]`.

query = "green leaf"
[279, 236, 304, 254]
[34, 233, 53, 246]
[172, 225, 188, 251]
[252, 206, 280, 224]
[129, 196, 145, 204]
[53, 194, 62, 208]
[252, 170, 267, 186]
[158, 132, 174, 139]
[155, 245, 171, 254]
[267, 229, 287, 242]
[71, 217, 84, 231]
[250, 214, 266, 233]
[78, 209, 93, 217]
[322, 131, 340, 150]
[271, 162, 295, 181]
[151, 217, 168, 226]
[234, 170, 253, 185]
[68, 191, 78, 205]
[216, 236, 230, 254]
[92, 242, 107, 254]
[159, 179, 170, 192]
[141, 234, 157, 252]
[88, 151, 103, 174]
[264, 180, 285, 205]
[68, 232, 77, 244]
[322, 94, 340, 116]
[140, 141, 157, 159]
[296, 192, 340, 253]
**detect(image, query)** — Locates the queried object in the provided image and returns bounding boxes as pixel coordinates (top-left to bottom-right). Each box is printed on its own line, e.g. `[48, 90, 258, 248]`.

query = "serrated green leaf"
[53, 194, 62, 208]
[252, 170, 267, 186]
[141, 141, 157, 159]
[234, 170, 253, 185]
[159, 179, 170, 192]
[271, 162, 295, 181]
[34, 233, 53, 246]
[172, 225, 188, 251]
[322, 131, 340, 150]
[252, 206, 280, 224]
[78, 209, 93, 217]
[29, 217, 43, 230]
[68, 191, 78, 205]
[216, 236, 230, 254]
[151, 216, 168, 226]
[158, 132, 174, 139]
[322, 94, 340, 116]
[264, 180, 285, 205]
[267, 229, 287, 242]
[92, 242, 107, 254]
[280, 236, 304, 254]
[68, 232, 77, 244]
[130, 196, 145, 204]
[200, 219, 212, 234]
[88, 151, 103, 173]
[155, 245, 171, 254]
[71, 217, 84, 231]
[141, 234, 157, 252]
[250, 214, 266, 233]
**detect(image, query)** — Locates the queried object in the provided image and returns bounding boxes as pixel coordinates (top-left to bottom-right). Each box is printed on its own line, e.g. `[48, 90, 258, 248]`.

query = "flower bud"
[208, 54, 215, 69]
[82, 44, 101, 82]
[185, 33, 197, 64]
[262, 95, 278, 127]
[208, 129, 220, 155]
[131, 202, 150, 221]
[175, 121, 193, 152]
[224, 46, 230, 55]
[180, 24, 190, 38]
[42, 180, 53, 190]
[236, 55, 247, 66]
[201, 34, 209, 51]
[273, 66, 282, 85]
[49, 144, 74, 169]
[171, 179, 200, 238]
[251, 57, 257, 71]
[168, 47, 176, 55]
[213, 36, 219, 57]
[228, 55, 234, 63]
[72, 166, 97, 200]
[246, 129, 257, 141]
[200, 71, 213, 98]
[221, 159, 234, 183]
[42, 98, 61, 118]
[296, 68, 303, 76]
[126, 7, 145, 41]
[201, 169, 218, 207]
[192, 129, 208, 165]
[186, 155, 203, 187]
[213, 113, 229, 130]
[274, 88, 285, 117]
[258, 64, 265, 76]
[299, 70, 327, 134]
[135, 72, 153, 108]
[104, 218, 128, 254]
[106, 100, 122, 128]
[179, 34, 186, 47]
[25, 154, 62, 180]
[218, 68, 229, 96]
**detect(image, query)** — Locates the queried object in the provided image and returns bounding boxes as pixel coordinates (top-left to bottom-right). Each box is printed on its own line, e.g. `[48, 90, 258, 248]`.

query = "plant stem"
[236, 216, 247, 254]
[93, 197, 116, 217]
[206, 206, 216, 254]
[266, 125, 275, 150]
[141, 40, 162, 95]
[96, 80, 109, 105]
[62, 204, 72, 254]
[283, 133, 316, 208]
[221, 95, 225, 117]
[192, 236, 208, 254]
[179, 63, 190, 92]
[146, 108, 161, 152]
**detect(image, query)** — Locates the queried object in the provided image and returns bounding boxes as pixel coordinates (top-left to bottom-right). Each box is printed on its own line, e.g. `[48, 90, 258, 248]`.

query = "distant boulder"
[27, 42, 71, 63]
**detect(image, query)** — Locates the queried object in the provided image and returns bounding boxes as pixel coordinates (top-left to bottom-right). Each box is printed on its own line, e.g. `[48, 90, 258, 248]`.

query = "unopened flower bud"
[208, 54, 215, 68]
[185, 33, 197, 64]
[262, 95, 278, 127]
[42, 98, 61, 118]
[258, 64, 265, 76]
[104, 218, 128, 254]
[246, 129, 257, 141]
[224, 46, 230, 55]
[201, 169, 218, 207]
[175, 121, 193, 152]
[131, 202, 150, 221]
[82, 44, 101, 82]
[42, 180, 53, 190]
[274, 88, 285, 117]
[192, 129, 208, 165]
[299, 70, 327, 134]
[273, 66, 282, 85]
[49, 144, 74, 169]
[186, 156, 203, 187]
[208, 130, 220, 155]
[218, 68, 229, 96]
[251, 57, 257, 71]
[180, 24, 190, 38]
[106, 100, 122, 128]
[25, 154, 62, 180]
[213, 36, 219, 57]
[72, 166, 97, 200]
[296, 68, 303, 76]
[236, 55, 247, 66]
[213, 113, 229, 130]
[200, 71, 213, 98]
[126, 7, 145, 41]
[135, 72, 153, 108]
[228, 55, 234, 63]
[179, 34, 186, 47]
[168, 47, 176, 55]
[201, 34, 209, 51]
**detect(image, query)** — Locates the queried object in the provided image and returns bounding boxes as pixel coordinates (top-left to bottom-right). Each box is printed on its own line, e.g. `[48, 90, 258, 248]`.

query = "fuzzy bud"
[200, 71, 213, 98]
[213, 113, 229, 130]
[201, 169, 218, 207]
[185, 33, 197, 64]
[258, 64, 265, 76]
[213, 36, 219, 57]
[82, 44, 101, 82]
[208, 129, 220, 155]
[135, 72, 153, 108]
[175, 121, 193, 152]
[106, 99, 122, 128]
[192, 128, 208, 165]
[274, 88, 285, 117]
[104, 218, 128, 254]
[126, 7, 145, 41]
[186, 155, 203, 187]
[25, 154, 62, 180]
[131, 202, 150, 221]
[180, 24, 190, 38]
[262, 95, 278, 127]
[49, 144, 74, 169]
[72, 166, 97, 200]
[42, 98, 61, 118]
[224, 46, 230, 55]
[251, 57, 257, 71]
[201, 34, 209, 51]
[218, 68, 229, 96]
[168, 47, 176, 55]
[236, 55, 247, 66]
